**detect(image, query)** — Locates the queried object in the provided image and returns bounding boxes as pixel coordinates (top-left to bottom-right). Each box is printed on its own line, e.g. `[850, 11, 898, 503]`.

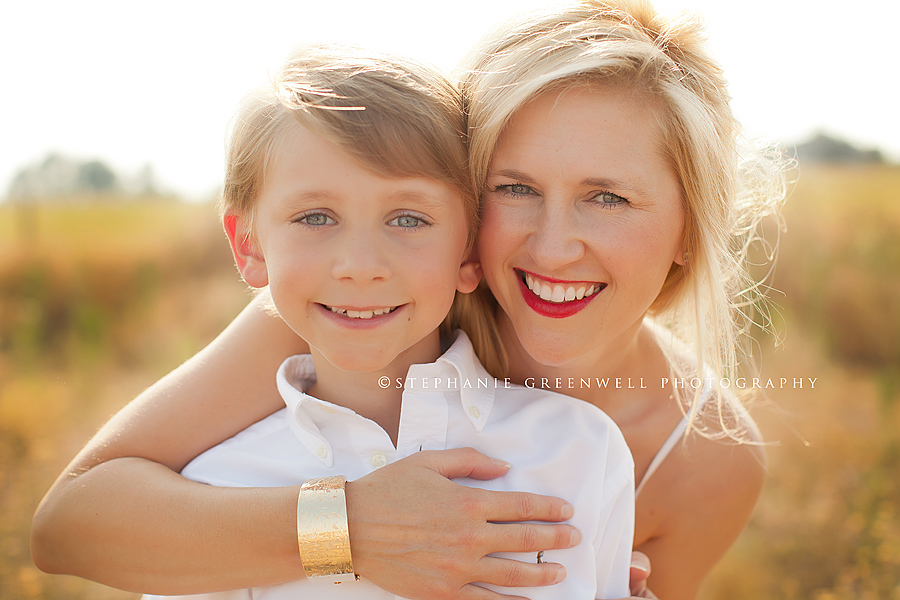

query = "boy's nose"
[330, 231, 393, 282]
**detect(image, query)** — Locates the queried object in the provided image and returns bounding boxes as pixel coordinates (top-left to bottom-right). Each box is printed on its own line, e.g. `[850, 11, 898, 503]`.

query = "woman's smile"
[515, 268, 606, 318]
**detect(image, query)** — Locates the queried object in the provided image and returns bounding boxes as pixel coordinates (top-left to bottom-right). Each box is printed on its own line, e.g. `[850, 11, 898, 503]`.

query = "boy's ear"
[456, 256, 482, 294]
[223, 211, 268, 288]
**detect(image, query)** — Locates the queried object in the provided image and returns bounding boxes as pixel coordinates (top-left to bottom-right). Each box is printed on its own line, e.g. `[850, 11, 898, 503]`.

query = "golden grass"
[698, 164, 900, 599]
[0, 199, 247, 599]
[1, 164, 898, 597]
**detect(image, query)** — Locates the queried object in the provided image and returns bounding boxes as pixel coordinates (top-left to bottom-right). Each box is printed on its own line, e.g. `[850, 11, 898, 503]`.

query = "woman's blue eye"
[596, 191, 628, 206]
[510, 184, 532, 195]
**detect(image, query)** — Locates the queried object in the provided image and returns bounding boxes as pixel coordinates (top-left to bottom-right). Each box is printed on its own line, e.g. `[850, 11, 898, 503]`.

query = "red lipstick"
[516, 271, 605, 318]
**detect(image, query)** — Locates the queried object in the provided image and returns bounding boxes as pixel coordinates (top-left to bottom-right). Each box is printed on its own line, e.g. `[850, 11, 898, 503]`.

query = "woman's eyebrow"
[490, 170, 641, 194]
[488, 169, 536, 183]
[581, 177, 639, 193]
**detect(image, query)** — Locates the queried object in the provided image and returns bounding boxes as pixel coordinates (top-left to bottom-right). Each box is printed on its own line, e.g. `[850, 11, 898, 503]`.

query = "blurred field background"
[1, 164, 899, 598]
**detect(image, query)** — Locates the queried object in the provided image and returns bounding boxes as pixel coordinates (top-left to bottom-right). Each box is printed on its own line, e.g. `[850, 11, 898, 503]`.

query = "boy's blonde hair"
[457, 0, 787, 437]
[220, 44, 477, 240]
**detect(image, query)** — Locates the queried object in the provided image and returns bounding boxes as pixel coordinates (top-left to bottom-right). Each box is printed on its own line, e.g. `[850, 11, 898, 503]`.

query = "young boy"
[145, 45, 634, 600]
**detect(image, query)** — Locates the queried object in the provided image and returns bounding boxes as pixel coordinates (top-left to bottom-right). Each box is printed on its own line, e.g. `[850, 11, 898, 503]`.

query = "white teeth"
[327, 306, 396, 319]
[521, 272, 602, 304]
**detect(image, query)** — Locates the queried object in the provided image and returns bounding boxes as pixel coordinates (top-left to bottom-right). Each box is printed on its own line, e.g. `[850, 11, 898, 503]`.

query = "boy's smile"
[323, 305, 400, 319]
[226, 121, 479, 380]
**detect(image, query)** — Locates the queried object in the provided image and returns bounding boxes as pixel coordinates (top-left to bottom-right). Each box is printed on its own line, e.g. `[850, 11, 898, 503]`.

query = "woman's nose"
[525, 203, 585, 270]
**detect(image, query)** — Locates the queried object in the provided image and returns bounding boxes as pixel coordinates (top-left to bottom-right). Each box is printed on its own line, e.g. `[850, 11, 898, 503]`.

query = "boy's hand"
[345, 447, 580, 599]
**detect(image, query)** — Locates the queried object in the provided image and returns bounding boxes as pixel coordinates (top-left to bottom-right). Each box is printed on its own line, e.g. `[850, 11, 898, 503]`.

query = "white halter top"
[634, 414, 689, 498]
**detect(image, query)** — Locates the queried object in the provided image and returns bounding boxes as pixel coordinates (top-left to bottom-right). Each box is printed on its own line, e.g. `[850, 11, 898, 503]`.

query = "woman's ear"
[673, 232, 689, 266]
[223, 211, 268, 288]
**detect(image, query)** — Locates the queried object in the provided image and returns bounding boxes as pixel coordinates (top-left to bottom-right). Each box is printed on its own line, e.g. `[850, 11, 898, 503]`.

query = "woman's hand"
[347, 447, 581, 600]
[628, 551, 658, 599]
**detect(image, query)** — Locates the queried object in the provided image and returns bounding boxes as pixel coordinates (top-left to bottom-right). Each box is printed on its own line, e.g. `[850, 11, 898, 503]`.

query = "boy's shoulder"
[437, 331, 629, 447]
[491, 382, 632, 462]
[180, 406, 292, 486]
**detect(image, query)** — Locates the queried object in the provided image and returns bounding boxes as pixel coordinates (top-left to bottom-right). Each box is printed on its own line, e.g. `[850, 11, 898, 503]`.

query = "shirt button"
[316, 445, 328, 458]
[370, 453, 387, 469]
[468, 406, 481, 419]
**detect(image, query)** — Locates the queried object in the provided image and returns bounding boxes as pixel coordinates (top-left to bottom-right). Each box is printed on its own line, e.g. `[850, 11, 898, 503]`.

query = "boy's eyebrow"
[277, 189, 336, 204]
[275, 189, 455, 210]
[392, 191, 454, 209]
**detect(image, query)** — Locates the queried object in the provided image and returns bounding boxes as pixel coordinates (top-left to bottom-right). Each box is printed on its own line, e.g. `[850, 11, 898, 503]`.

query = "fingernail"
[569, 527, 582, 547]
[553, 566, 566, 584]
[560, 503, 574, 520]
[631, 562, 649, 574]
[630, 552, 651, 573]
[491, 458, 512, 469]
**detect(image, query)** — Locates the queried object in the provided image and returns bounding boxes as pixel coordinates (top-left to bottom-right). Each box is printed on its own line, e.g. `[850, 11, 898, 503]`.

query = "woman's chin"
[517, 332, 589, 369]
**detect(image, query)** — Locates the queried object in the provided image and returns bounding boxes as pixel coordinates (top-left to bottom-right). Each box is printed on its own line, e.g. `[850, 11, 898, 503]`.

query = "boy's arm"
[31, 296, 578, 597]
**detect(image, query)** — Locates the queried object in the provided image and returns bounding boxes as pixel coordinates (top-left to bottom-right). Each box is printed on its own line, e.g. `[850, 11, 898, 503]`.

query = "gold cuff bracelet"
[297, 476, 357, 583]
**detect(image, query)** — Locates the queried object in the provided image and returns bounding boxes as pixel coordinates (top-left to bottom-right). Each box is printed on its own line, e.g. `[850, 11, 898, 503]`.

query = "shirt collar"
[277, 354, 355, 467]
[275, 330, 497, 465]
[405, 330, 496, 432]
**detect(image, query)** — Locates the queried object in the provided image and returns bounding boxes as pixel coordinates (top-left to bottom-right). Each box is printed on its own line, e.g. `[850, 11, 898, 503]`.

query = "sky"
[2, 0, 898, 200]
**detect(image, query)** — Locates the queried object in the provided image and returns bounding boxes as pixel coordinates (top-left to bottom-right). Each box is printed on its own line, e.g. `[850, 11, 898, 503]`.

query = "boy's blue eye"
[297, 213, 334, 226]
[390, 215, 423, 228]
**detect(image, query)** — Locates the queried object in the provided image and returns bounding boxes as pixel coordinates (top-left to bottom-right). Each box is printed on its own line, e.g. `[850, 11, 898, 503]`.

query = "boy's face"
[227, 122, 479, 373]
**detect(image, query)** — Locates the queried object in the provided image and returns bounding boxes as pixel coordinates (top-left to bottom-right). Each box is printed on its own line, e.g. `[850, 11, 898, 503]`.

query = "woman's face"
[478, 85, 686, 367]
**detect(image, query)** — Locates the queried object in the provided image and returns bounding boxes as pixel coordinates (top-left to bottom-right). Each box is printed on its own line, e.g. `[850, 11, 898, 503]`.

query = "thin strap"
[635, 415, 688, 498]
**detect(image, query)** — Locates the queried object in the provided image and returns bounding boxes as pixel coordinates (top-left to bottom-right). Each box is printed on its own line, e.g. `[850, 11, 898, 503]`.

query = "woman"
[31, 2, 784, 598]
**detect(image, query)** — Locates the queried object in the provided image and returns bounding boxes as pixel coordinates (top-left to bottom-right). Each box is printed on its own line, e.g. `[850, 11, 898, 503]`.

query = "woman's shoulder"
[643, 393, 765, 535]
[634, 395, 765, 592]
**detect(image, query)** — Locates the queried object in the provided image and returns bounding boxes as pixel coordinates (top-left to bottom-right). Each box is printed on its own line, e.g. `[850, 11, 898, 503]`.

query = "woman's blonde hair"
[220, 44, 476, 240]
[455, 0, 787, 438]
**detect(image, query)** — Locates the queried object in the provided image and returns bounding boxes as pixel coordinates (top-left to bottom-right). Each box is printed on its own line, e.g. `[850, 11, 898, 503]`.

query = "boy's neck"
[305, 329, 443, 446]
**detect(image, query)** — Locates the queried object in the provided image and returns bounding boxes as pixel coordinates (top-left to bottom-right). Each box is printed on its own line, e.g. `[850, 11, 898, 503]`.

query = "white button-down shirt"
[147, 332, 634, 600]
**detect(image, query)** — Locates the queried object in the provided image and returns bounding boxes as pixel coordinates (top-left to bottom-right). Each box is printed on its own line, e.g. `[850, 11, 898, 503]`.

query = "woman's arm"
[31, 296, 579, 598]
[633, 435, 765, 600]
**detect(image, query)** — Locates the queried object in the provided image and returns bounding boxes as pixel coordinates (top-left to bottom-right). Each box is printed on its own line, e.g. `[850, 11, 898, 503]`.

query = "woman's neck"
[499, 312, 669, 417]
